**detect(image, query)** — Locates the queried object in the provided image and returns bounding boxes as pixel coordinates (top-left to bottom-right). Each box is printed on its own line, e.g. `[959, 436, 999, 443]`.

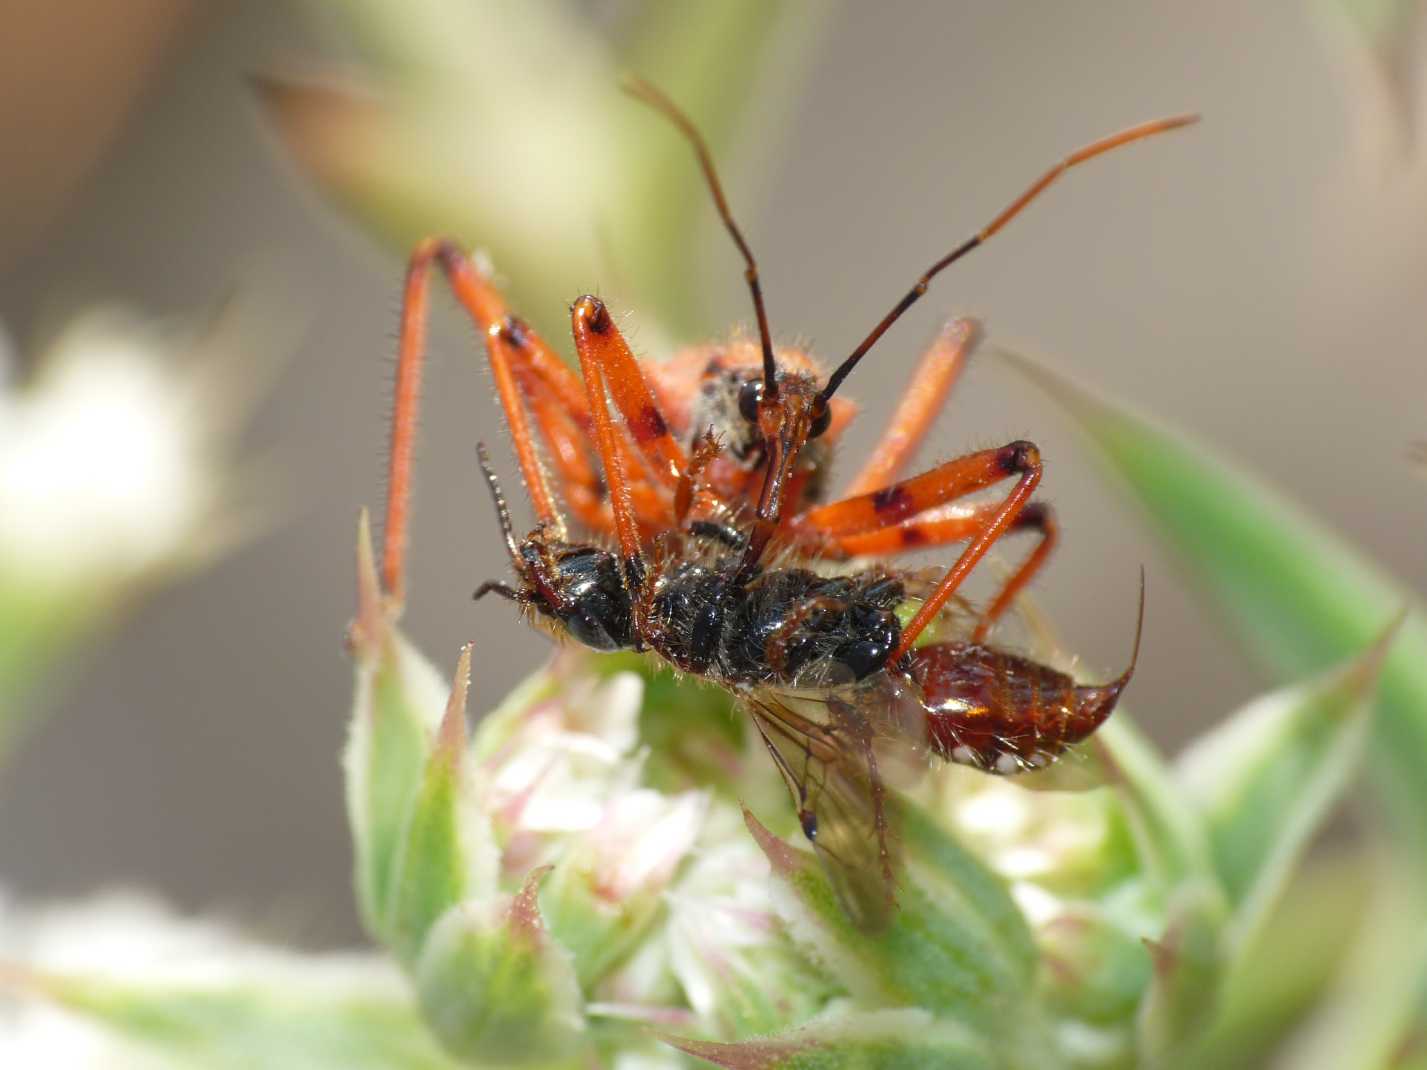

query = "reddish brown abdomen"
[905, 642, 1126, 774]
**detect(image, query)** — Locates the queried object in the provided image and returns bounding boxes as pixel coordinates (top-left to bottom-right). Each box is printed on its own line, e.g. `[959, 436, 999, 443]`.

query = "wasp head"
[474, 444, 635, 653]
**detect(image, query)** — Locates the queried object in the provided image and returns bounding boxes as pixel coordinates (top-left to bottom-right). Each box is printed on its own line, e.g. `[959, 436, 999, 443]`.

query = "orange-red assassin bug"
[375, 76, 1196, 634]
[377, 77, 1190, 925]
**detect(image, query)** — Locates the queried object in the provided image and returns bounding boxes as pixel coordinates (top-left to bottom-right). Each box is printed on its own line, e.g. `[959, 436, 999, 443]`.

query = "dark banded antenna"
[818, 112, 1199, 405]
[623, 75, 780, 398]
[476, 441, 521, 566]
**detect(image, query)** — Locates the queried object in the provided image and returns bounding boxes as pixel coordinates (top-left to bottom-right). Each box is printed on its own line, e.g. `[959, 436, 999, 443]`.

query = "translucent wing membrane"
[745, 686, 904, 929]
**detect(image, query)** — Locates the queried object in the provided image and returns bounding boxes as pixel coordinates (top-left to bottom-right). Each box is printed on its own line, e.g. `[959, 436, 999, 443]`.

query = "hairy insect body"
[646, 340, 850, 508]
[648, 560, 903, 684]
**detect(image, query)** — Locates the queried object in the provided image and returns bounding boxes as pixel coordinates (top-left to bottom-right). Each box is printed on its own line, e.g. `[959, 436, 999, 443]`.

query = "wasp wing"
[743, 683, 904, 930]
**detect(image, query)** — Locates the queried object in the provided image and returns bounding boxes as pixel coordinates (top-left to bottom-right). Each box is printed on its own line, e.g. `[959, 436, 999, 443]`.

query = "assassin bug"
[377, 80, 1189, 922]
[377, 77, 1196, 622]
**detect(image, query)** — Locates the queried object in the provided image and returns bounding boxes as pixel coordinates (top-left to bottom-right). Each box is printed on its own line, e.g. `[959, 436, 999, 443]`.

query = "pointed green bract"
[1135, 880, 1226, 1059]
[1178, 632, 1387, 949]
[383, 647, 500, 965]
[346, 632, 449, 935]
[415, 873, 585, 1067]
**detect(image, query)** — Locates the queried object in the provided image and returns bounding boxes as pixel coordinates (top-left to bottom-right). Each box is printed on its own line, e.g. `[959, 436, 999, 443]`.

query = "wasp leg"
[840, 318, 979, 498]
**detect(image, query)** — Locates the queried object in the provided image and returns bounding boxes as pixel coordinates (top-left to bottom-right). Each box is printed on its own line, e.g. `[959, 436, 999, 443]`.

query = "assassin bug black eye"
[738, 379, 764, 423]
[808, 401, 832, 439]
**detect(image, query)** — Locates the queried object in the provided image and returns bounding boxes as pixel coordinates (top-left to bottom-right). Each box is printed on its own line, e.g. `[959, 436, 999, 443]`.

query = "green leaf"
[1181, 848, 1370, 1069]
[1092, 718, 1221, 897]
[1178, 628, 1391, 950]
[999, 347, 1427, 863]
[24, 966, 463, 1070]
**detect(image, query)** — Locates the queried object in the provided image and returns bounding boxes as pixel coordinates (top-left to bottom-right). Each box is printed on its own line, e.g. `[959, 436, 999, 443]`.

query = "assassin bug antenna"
[623, 75, 779, 399]
[817, 112, 1200, 405]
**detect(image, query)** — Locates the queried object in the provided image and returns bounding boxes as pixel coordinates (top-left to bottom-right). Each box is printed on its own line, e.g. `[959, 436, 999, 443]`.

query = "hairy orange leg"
[385, 238, 684, 605]
[841, 318, 979, 498]
[834, 501, 1057, 641]
[787, 441, 1044, 659]
[792, 442, 1037, 537]
[492, 320, 673, 535]
[570, 296, 650, 583]
[385, 238, 559, 605]
[895, 445, 1041, 659]
[565, 295, 687, 490]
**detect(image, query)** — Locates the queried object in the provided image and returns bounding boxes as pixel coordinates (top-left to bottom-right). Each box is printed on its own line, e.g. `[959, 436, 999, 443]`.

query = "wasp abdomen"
[649, 563, 903, 685]
[907, 642, 1129, 774]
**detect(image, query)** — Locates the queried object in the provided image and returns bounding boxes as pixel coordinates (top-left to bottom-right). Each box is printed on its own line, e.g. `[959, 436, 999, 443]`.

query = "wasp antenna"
[818, 113, 1199, 405]
[476, 441, 522, 566]
[622, 74, 779, 398]
[474, 581, 521, 603]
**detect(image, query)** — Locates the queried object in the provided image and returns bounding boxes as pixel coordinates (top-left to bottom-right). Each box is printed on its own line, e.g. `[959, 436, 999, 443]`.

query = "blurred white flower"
[0, 308, 249, 589]
[0, 303, 271, 750]
[0, 889, 415, 1070]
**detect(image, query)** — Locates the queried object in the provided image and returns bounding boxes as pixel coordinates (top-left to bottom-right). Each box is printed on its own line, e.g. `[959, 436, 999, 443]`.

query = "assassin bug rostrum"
[375, 79, 1192, 923]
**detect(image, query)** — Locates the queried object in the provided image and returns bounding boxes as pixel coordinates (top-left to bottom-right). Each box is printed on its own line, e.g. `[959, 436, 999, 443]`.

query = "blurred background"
[0, 1, 1422, 950]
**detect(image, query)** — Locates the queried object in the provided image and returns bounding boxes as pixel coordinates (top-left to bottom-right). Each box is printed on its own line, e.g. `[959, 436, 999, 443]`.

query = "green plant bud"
[415, 869, 584, 1067]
